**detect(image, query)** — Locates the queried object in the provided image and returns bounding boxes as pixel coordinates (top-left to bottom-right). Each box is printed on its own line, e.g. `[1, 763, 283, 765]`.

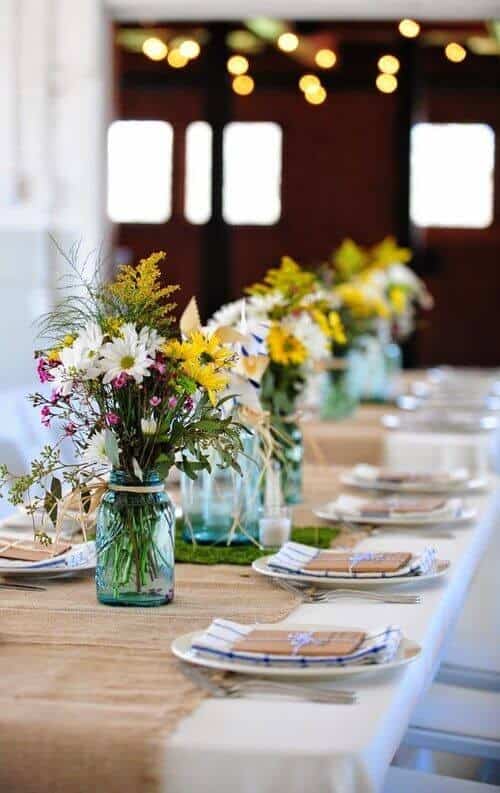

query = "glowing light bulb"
[142, 37, 168, 61]
[232, 75, 254, 96]
[445, 42, 467, 63]
[315, 48, 337, 69]
[227, 55, 249, 75]
[398, 19, 420, 38]
[277, 32, 299, 52]
[377, 55, 400, 75]
[376, 73, 398, 93]
[179, 40, 200, 59]
[305, 86, 327, 105]
[167, 49, 188, 68]
[299, 74, 320, 93]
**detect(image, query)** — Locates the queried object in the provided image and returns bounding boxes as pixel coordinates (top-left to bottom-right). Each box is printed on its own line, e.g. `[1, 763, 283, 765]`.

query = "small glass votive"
[258, 506, 292, 548]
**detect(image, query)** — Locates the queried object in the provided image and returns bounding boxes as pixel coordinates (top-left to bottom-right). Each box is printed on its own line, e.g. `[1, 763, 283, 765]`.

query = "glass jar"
[181, 434, 261, 546]
[96, 469, 175, 607]
[272, 418, 303, 505]
[320, 358, 360, 421]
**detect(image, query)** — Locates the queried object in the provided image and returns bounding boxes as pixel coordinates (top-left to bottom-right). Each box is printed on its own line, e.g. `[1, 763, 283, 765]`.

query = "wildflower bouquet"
[0, 247, 245, 606]
[212, 256, 344, 502]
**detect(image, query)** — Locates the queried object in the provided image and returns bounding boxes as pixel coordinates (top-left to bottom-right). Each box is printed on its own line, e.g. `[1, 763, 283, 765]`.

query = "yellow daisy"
[181, 360, 229, 406]
[267, 324, 308, 367]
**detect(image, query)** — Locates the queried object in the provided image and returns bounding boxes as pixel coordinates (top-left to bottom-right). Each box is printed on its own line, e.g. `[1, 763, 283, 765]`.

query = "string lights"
[179, 40, 200, 59]
[167, 49, 188, 68]
[227, 55, 249, 75]
[315, 48, 337, 68]
[398, 19, 420, 38]
[277, 32, 299, 52]
[377, 54, 400, 75]
[142, 37, 168, 61]
[376, 73, 398, 93]
[445, 42, 467, 62]
[232, 74, 255, 95]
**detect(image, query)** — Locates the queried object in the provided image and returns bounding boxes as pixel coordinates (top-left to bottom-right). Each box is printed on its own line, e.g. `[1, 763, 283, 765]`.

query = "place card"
[304, 551, 412, 574]
[233, 629, 365, 657]
[0, 537, 72, 562]
[359, 498, 446, 517]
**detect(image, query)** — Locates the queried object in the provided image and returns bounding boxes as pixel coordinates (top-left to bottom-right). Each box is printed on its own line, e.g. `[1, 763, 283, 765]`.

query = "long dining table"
[1, 418, 499, 792]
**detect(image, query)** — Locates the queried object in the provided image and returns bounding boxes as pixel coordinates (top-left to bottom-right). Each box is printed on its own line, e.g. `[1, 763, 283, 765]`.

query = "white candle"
[259, 515, 292, 548]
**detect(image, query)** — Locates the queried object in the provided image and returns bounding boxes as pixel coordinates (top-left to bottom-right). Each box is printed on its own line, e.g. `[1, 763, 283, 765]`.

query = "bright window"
[107, 120, 173, 223]
[185, 122, 212, 224]
[410, 123, 495, 228]
[223, 122, 282, 225]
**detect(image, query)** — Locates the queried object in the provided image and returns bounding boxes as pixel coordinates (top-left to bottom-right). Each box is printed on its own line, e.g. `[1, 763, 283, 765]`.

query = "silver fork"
[0, 580, 47, 591]
[179, 663, 357, 704]
[274, 578, 421, 604]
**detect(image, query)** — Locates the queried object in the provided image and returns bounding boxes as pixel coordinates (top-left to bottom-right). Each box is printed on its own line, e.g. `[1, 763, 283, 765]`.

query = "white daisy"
[83, 429, 110, 464]
[138, 325, 165, 357]
[57, 321, 104, 388]
[100, 323, 152, 384]
[284, 311, 330, 364]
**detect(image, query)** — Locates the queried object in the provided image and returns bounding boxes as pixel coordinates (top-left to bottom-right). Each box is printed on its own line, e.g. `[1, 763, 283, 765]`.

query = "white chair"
[384, 766, 500, 792]
[405, 683, 500, 762]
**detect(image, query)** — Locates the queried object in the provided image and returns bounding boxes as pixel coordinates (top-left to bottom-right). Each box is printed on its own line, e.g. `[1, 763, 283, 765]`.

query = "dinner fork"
[274, 578, 421, 604]
[179, 663, 357, 704]
[0, 581, 47, 591]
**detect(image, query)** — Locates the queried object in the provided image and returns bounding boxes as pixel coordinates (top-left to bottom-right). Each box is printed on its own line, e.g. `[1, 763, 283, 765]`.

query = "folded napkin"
[192, 618, 402, 667]
[0, 540, 96, 570]
[268, 541, 437, 578]
[333, 494, 459, 520]
[352, 464, 469, 487]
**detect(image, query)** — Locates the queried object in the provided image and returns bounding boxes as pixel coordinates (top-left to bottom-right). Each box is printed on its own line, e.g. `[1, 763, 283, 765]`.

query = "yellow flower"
[327, 311, 347, 345]
[311, 309, 346, 345]
[183, 331, 234, 369]
[336, 284, 389, 320]
[181, 360, 229, 406]
[63, 334, 76, 347]
[370, 237, 412, 269]
[47, 348, 60, 362]
[101, 317, 124, 338]
[389, 286, 408, 315]
[267, 324, 308, 367]
[332, 239, 369, 280]
[106, 251, 179, 327]
[162, 338, 192, 362]
[247, 256, 318, 303]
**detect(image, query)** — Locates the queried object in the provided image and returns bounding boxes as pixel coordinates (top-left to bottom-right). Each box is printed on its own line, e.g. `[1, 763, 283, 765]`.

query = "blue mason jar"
[181, 434, 261, 545]
[96, 469, 175, 607]
[271, 418, 303, 505]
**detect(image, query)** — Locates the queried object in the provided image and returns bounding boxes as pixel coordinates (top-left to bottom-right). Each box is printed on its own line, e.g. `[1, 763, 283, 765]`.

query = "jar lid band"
[108, 483, 165, 494]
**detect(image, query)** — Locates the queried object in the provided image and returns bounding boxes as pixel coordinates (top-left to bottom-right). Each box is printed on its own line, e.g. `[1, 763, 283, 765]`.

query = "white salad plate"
[252, 555, 450, 588]
[172, 627, 421, 679]
[313, 502, 476, 527]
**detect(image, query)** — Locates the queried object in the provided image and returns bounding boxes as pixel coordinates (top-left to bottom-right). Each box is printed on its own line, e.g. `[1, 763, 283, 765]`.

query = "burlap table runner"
[0, 465, 351, 792]
[302, 405, 388, 467]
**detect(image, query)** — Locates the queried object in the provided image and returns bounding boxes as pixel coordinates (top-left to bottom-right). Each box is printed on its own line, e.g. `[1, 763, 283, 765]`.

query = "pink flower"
[40, 405, 51, 427]
[49, 389, 61, 404]
[111, 372, 129, 389]
[37, 358, 54, 384]
[149, 396, 161, 407]
[183, 397, 194, 412]
[105, 412, 120, 426]
[64, 422, 77, 436]
[167, 396, 177, 409]
[152, 359, 166, 375]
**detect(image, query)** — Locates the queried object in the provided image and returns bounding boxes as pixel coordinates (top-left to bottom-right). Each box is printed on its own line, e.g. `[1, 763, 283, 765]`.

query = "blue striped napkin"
[192, 619, 402, 667]
[268, 542, 437, 578]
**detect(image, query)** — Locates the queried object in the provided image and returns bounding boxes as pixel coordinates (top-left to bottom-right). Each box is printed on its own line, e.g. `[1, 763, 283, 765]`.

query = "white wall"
[0, 0, 110, 390]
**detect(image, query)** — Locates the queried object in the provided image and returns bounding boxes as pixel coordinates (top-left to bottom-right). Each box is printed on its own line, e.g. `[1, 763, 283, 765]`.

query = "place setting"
[340, 463, 488, 494]
[313, 492, 475, 527]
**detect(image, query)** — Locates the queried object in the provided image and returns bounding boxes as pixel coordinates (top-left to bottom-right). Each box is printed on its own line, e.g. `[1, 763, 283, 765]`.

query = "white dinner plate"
[252, 555, 451, 588]
[339, 472, 488, 495]
[313, 503, 476, 526]
[0, 542, 96, 579]
[171, 627, 422, 679]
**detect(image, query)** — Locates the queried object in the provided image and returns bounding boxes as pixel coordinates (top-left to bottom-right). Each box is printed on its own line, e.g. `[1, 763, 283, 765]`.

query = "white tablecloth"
[166, 483, 500, 793]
